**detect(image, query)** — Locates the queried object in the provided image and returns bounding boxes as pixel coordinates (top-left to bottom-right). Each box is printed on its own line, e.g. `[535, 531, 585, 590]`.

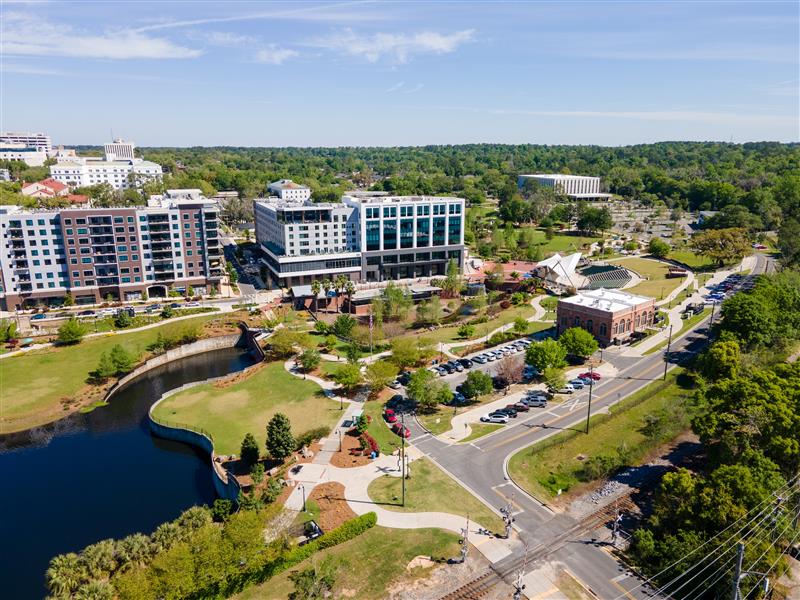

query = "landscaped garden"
[367, 457, 505, 531]
[507, 370, 692, 500]
[0, 312, 232, 433]
[152, 361, 341, 456]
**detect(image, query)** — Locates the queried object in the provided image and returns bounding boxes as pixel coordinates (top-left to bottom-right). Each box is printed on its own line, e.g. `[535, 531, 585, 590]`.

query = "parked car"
[522, 397, 547, 408]
[30, 313, 47, 320]
[512, 403, 530, 412]
[185, 301, 201, 307]
[481, 413, 509, 424]
[493, 407, 518, 418]
[78, 310, 96, 317]
[452, 392, 466, 404]
[391, 422, 411, 438]
[389, 379, 402, 389]
[578, 376, 594, 386]
[448, 361, 464, 372]
[384, 409, 397, 423]
[569, 379, 585, 389]
[492, 376, 509, 390]
[550, 384, 575, 394]
[473, 355, 487, 364]
[397, 372, 411, 385]
[579, 371, 602, 381]
[458, 358, 473, 369]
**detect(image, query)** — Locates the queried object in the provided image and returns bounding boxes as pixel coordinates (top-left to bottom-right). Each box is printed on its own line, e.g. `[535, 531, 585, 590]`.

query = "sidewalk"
[284, 449, 519, 564]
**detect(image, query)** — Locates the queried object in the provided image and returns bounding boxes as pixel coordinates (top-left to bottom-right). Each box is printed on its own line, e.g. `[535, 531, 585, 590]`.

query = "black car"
[492, 376, 509, 390]
[397, 372, 411, 385]
[440, 363, 454, 374]
[493, 407, 518, 418]
[458, 358, 473, 369]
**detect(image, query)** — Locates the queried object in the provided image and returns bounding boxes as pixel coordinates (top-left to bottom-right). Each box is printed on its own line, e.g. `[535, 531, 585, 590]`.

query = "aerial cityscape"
[1, 1, 799, 599]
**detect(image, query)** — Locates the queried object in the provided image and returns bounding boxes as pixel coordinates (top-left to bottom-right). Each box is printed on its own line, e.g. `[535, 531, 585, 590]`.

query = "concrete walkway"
[284, 449, 519, 563]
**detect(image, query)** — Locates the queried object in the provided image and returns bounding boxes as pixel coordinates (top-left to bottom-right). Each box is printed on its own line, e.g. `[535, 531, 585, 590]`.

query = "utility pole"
[663, 324, 674, 381]
[585, 362, 594, 435]
[731, 542, 744, 600]
[459, 516, 470, 564]
[513, 543, 529, 600]
[400, 411, 406, 507]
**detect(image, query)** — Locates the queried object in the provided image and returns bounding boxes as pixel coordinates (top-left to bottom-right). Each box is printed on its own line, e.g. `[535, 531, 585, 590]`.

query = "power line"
[741, 529, 800, 600]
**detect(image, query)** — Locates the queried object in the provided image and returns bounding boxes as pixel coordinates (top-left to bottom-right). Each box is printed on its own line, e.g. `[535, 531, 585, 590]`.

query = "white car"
[480, 413, 509, 424]
[474, 355, 488, 364]
[486, 353, 497, 362]
[550, 384, 575, 394]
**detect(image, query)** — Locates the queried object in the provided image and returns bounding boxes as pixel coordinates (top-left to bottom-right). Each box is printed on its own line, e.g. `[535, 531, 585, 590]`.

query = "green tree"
[525, 338, 567, 370]
[364, 360, 399, 393]
[648, 237, 670, 258]
[266, 413, 295, 462]
[288, 560, 337, 600]
[161, 306, 174, 319]
[211, 499, 233, 522]
[110, 344, 136, 374]
[457, 323, 475, 339]
[442, 259, 462, 297]
[46, 552, 86, 597]
[310, 280, 322, 315]
[344, 341, 361, 364]
[114, 310, 133, 328]
[719, 293, 777, 350]
[250, 462, 265, 484]
[269, 329, 302, 358]
[63, 293, 75, 307]
[461, 370, 493, 399]
[700, 339, 741, 381]
[513, 317, 529, 336]
[690, 227, 751, 267]
[558, 327, 599, 358]
[389, 337, 420, 369]
[332, 313, 357, 338]
[57, 317, 87, 345]
[299, 349, 321, 373]
[332, 363, 363, 392]
[416, 299, 443, 325]
[94, 352, 116, 382]
[324, 334, 338, 351]
[240, 432, 260, 465]
[543, 367, 566, 390]
[406, 368, 451, 411]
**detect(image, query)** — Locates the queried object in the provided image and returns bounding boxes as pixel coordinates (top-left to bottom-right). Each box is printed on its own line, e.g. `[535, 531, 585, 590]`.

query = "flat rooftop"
[559, 288, 654, 313]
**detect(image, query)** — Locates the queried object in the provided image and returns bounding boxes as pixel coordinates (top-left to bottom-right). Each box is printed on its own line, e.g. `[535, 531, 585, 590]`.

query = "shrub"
[262, 478, 283, 504]
[499, 300, 511, 309]
[114, 311, 133, 328]
[354, 414, 368, 434]
[250, 463, 265, 485]
[295, 426, 332, 451]
[360, 432, 379, 455]
[57, 317, 87, 345]
[160, 306, 174, 319]
[211, 499, 233, 522]
[314, 320, 329, 335]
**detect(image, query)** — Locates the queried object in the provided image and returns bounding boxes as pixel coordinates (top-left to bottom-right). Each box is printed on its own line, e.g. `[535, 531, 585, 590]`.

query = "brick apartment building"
[556, 288, 657, 346]
[0, 190, 223, 310]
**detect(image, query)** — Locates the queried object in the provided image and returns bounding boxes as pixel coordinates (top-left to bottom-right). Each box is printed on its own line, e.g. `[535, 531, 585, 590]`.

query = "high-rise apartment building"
[0, 190, 223, 309]
[49, 139, 162, 190]
[255, 191, 465, 288]
[0, 131, 52, 152]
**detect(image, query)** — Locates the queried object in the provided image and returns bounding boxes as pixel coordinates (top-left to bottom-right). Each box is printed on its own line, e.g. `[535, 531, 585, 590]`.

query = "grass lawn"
[523, 227, 603, 256]
[610, 257, 684, 299]
[153, 361, 341, 456]
[459, 423, 503, 443]
[540, 295, 558, 320]
[318, 360, 344, 377]
[368, 457, 505, 531]
[0, 313, 226, 434]
[363, 399, 402, 454]
[507, 369, 692, 499]
[668, 249, 721, 272]
[233, 526, 460, 600]
[642, 308, 711, 356]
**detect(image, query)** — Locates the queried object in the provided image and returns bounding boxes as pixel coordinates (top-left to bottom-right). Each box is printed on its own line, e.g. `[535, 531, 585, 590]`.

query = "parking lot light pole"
[663, 324, 674, 381]
[337, 428, 342, 452]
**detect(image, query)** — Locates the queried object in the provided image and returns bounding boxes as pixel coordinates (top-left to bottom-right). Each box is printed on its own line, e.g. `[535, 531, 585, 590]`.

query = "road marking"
[610, 575, 638, 600]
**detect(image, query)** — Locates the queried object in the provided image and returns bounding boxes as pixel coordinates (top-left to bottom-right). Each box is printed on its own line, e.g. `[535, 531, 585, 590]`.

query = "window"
[599, 323, 607, 336]
[81, 258, 92, 264]
[573, 316, 581, 326]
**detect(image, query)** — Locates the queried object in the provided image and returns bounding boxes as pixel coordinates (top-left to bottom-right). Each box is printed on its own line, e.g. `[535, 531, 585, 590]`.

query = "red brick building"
[556, 288, 657, 346]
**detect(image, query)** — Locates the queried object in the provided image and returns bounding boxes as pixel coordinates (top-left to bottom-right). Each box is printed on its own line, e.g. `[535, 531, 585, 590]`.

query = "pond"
[0, 346, 256, 599]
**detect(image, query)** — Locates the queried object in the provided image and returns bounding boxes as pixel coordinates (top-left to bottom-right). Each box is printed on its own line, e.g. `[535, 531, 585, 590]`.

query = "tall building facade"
[0, 190, 223, 309]
[518, 174, 613, 200]
[255, 191, 465, 288]
[0, 131, 52, 152]
[0, 143, 48, 166]
[49, 140, 162, 190]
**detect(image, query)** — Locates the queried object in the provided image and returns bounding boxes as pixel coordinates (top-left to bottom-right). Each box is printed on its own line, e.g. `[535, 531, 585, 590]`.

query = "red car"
[579, 371, 602, 381]
[384, 408, 397, 423]
[391, 422, 411, 439]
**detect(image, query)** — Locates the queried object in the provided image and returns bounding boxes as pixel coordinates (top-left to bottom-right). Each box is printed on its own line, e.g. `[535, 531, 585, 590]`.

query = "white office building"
[49, 140, 162, 190]
[518, 174, 613, 200]
[255, 191, 465, 287]
[0, 143, 48, 167]
[0, 131, 52, 153]
[267, 179, 312, 201]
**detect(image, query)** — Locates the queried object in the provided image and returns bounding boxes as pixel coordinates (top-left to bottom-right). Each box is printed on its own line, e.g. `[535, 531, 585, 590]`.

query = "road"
[404, 252, 773, 599]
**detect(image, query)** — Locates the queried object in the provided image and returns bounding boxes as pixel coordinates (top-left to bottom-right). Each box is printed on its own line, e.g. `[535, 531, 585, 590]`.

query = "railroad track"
[440, 497, 638, 600]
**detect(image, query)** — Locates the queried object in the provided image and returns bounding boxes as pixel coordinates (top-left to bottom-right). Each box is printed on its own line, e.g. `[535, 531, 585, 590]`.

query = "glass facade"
[448, 216, 461, 245]
[432, 217, 446, 246]
[366, 222, 380, 251]
[383, 220, 397, 249]
[400, 219, 414, 249]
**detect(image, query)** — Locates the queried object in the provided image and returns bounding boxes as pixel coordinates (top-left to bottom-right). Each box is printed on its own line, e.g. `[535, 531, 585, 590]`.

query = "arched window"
[599, 323, 607, 336]
[635, 314, 641, 328]
[573, 316, 581, 327]
[627, 319, 632, 332]
[587, 319, 593, 333]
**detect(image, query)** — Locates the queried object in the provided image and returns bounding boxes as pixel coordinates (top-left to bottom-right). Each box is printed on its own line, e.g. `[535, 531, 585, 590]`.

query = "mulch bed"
[330, 429, 373, 468]
[307, 482, 357, 532]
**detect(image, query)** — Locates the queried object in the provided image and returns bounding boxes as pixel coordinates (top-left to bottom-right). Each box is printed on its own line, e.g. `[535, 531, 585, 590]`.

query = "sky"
[1, 0, 798, 147]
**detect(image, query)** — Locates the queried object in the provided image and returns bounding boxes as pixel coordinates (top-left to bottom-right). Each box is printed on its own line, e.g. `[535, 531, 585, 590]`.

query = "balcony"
[13, 260, 28, 269]
[97, 276, 119, 286]
[148, 223, 170, 232]
[90, 234, 115, 243]
[17, 275, 31, 283]
[154, 272, 175, 282]
[12, 250, 26, 258]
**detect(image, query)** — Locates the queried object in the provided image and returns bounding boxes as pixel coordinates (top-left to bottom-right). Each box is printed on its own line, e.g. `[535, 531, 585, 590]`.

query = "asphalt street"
[403, 252, 772, 599]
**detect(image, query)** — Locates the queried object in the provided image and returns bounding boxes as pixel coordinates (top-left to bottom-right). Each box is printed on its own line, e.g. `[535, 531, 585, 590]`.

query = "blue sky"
[2, 1, 798, 146]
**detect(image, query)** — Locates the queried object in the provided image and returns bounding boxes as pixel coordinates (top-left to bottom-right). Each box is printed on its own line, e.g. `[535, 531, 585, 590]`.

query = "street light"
[300, 484, 306, 512]
[337, 428, 342, 452]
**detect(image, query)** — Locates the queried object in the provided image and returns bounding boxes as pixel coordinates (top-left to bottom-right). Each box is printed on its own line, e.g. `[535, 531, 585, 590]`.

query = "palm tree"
[74, 579, 114, 600]
[310, 280, 321, 317]
[82, 539, 117, 581]
[151, 521, 180, 553]
[344, 280, 356, 313]
[117, 533, 151, 571]
[321, 279, 332, 313]
[46, 552, 86, 596]
[335, 275, 348, 313]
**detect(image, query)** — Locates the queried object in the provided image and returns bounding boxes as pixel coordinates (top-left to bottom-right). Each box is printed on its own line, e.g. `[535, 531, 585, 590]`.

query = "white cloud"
[1, 12, 201, 59]
[254, 45, 299, 65]
[403, 83, 424, 94]
[1, 63, 72, 76]
[308, 28, 475, 63]
[384, 81, 405, 93]
[201, 31, 256, 47]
